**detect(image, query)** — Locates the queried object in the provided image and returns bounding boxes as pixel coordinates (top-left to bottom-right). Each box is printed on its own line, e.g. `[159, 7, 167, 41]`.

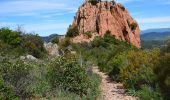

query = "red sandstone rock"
[70, 0, 140, 48]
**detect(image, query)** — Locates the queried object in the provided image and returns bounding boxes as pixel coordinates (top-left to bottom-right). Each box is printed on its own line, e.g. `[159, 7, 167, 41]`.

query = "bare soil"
[92, 67, 138, 100]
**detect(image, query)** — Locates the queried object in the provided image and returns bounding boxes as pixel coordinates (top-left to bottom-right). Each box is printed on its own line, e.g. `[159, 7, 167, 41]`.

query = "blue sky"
[0, 0, 170, 36]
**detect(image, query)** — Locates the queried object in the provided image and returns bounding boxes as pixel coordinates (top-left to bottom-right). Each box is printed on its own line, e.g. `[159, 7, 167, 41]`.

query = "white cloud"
[25, 23, 70, 31]
[136, 16, 170, 23]
[0, 0, 79, 17]
[0, 21, 70, 35]
[116, 0, 140, 4]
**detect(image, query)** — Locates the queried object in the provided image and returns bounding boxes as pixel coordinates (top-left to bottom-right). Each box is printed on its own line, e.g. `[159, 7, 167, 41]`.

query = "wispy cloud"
[0, 0, 78, 17]
[0, 21, 70, 35]
[160, 0, 170, 5]
[116, 0, 140, 4]
[136, 16, 170, 23]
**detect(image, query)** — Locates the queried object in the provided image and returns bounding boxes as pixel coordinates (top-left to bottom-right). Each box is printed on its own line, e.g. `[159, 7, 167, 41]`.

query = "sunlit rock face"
[70, 0, 140, 48]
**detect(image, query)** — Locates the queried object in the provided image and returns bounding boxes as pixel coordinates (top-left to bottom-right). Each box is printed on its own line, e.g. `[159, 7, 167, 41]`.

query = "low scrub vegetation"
[66, 26, 79, 37]
[1, 26, 170, 100]
[0, 27, 47, 58]
[0, 27, 100, 99]
[72, 31, 170, 100]
[84, 31, 92, 38]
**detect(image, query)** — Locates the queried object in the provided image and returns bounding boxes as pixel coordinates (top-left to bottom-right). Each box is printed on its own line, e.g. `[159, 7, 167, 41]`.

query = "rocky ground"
[92, 67, 138, 100]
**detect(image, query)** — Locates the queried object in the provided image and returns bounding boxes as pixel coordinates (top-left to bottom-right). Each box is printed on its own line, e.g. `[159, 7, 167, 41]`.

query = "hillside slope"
[141, 31, 170, 41]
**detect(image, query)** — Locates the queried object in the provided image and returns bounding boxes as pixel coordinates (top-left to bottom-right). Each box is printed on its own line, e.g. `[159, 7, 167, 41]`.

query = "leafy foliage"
[119, 50, 160, 89]
[0, 28, 22, 46]
[137, 85, 163, 100]
[154, 53, 170, 99]
[84, 31, 92, 38]
[66, 26, 79, 37]
[130, 22, 138, 30]
[22, 34, 47, 58]
[0, 27, 47, 58]
[48, 57, 90, 96]
[51, 37, 59, 44]
[0, 78, 19, 100]
[0, 59, 34, 99]
[89, 0, 100, 5]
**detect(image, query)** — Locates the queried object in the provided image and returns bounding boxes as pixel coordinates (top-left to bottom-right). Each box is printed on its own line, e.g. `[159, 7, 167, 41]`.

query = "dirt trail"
[92, 67, 138, 100]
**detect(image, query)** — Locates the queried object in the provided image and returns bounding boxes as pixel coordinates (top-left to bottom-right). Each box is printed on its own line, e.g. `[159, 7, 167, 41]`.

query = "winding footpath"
[92, 67, 138, 100]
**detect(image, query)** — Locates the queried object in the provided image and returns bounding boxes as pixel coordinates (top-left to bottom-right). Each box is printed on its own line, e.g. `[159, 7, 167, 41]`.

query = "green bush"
[137, 85, 163, 100]
[164, 37, 170, 52]
[0, 60, 34, 99]
[119, 50, 159, 89]
[0, 27, 22, 46]
[66, 26, 79, 37]
[22, 34, 47, 58]
[84, 31, 92, 38]
[154, 53, 170, 99]
[130, 22, 138, 30]
[0, 28, 47, 58]
[0, 78, 19, 100]
[51, 37, 59, 44]
[108, 53, 126, 81]
[89, 0, 99, 5]
[48, 57, 90, 96]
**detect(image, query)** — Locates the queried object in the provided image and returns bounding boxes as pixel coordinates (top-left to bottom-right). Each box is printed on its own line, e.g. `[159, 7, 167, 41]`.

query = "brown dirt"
[92, 67, 138, 100]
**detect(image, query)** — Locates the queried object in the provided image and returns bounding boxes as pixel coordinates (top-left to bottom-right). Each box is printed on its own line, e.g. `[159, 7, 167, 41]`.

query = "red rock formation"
[70, 0, 140, 48]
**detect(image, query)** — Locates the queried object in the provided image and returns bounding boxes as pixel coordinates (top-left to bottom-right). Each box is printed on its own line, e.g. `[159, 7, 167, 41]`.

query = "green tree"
[48, 57, 90, 96]
[66, 26, 79, 37]
[0, 27, 22, 46]
[22, 34, 47, 58]
[51, 37, 59, 44]
[154, 53, 170, 99]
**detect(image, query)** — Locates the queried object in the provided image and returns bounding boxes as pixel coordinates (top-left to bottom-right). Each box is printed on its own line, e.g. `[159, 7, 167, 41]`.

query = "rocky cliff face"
[70, 0, 140, 48]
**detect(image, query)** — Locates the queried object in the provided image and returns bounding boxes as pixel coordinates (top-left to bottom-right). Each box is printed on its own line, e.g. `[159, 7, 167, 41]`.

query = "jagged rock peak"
[70, 0, 140, 48]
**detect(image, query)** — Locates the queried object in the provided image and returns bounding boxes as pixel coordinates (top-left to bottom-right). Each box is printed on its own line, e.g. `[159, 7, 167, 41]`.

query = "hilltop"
[67, 0, 140, 48]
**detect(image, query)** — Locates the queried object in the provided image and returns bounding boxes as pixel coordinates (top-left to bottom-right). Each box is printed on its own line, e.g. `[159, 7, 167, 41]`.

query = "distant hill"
[141, 31, 170, 41]
[41, 34, 64, 42]
[140, 29, 170, 49]
[141, 28, 170, 34]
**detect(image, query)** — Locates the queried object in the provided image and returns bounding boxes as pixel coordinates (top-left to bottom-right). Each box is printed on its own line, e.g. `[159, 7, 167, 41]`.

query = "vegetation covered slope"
[1, 27, 170, 100]
[71, 31, 170, 100]
[0, 27, 100, 100]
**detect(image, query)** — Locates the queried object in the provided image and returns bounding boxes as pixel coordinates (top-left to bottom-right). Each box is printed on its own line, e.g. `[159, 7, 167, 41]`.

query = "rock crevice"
[71, 0, 140, 48]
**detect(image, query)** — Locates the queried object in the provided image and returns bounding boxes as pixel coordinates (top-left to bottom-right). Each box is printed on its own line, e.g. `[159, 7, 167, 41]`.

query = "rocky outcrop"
[20, 55, 37, 61]
[70, 0, 140, 48]
[44, 43, 60, 56]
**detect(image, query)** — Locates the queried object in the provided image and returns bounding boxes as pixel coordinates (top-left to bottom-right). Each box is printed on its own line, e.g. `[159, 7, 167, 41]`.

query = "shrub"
[84, 31, 92, 38]
[51, 37, 59, 44]
[0, 78, 19, 100]
[119, 50, 160, 89]
[0, 27, 22, 46]
[59, 37, 71, 47]
[48, 57, 90, 96]
[164, 37, 170, 52]
[120, 6, 126, 11]
[0, 60, 34, 99]
[127, 20, 131, 28]
[66, 26, 79, 37]
[22, 34, 47, 58]
[108, 53, 126, 81]
[137, 85, 163, 100]
[154, 53, 170, 99]
[89, 0, 99, 5]
[130, 22, 138, 30]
